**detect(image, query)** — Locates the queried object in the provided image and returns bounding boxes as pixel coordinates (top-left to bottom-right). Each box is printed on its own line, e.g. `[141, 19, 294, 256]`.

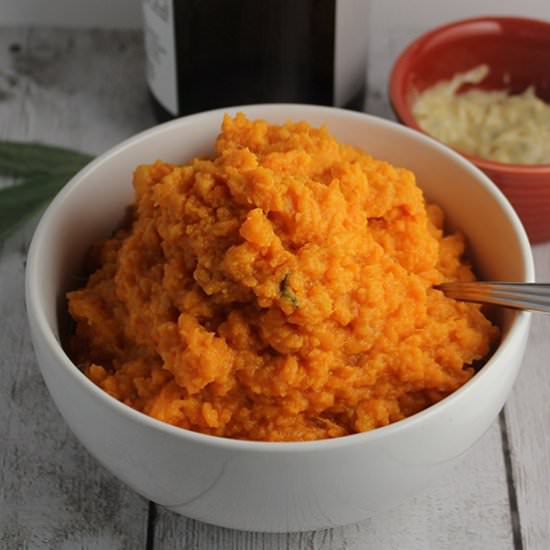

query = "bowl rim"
[388, 15, 550, 175]
[25, 103, 534, 453]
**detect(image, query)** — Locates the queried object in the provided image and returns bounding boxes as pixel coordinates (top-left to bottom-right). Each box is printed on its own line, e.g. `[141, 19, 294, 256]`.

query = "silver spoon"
[436, 282, 550, 314]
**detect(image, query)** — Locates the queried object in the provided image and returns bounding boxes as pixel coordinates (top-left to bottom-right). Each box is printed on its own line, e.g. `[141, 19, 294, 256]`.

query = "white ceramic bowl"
[26, 104, 534, 533]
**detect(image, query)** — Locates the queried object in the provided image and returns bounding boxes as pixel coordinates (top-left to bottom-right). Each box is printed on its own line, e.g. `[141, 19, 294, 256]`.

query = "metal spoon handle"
[436, 282, 550, 314]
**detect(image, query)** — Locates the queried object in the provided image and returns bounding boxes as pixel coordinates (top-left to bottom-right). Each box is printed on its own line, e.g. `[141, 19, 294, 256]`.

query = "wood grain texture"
[0, 224, 149, 550]
[0, 27, 153, 549]
[504, 244, 550, 550]
[0, 27, 152, 152]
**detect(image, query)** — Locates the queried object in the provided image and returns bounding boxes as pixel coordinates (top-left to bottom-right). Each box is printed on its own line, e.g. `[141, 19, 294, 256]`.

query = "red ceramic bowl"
[389, 16, 550, 244]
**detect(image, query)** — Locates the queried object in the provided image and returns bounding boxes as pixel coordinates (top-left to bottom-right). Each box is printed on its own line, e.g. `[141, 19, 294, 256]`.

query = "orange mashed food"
[68, 113, 498, 441]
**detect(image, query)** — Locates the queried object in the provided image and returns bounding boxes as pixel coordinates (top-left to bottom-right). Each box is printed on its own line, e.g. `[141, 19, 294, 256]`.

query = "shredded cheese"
[413, 65, 550, 164]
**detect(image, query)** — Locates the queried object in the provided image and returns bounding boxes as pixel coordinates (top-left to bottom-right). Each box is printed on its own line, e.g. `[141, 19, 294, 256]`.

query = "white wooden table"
[1, 27, 549, 550]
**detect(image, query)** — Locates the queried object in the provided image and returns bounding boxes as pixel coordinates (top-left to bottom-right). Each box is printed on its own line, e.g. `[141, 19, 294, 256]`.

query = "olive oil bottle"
[142, 0, 368, 120]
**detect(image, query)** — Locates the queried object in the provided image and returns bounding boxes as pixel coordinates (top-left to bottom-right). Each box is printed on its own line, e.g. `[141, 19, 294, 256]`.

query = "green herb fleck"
[280, 273, 299, 308]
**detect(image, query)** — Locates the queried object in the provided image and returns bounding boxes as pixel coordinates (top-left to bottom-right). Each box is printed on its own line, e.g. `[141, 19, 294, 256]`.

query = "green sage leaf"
[0, 141, 93, 241]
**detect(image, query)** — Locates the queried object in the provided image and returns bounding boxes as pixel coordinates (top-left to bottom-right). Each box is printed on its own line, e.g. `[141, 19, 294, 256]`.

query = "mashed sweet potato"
[67, 113, 498, 441]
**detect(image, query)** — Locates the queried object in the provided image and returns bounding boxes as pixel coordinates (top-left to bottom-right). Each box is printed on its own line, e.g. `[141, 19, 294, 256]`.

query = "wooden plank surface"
[505, 244, 550, 550]
[0, 27, 152, 550]
[0, 228, 150, 549]
[0, 23, 547, 550]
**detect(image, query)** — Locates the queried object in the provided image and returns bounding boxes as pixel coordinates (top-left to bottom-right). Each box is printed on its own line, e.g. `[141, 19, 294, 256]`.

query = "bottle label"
[142, 0, 178, 115]
[334, 0, 369, 107]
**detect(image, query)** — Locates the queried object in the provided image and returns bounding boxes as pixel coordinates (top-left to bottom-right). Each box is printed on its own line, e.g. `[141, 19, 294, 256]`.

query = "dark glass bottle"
[143, 0, 368, 121]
